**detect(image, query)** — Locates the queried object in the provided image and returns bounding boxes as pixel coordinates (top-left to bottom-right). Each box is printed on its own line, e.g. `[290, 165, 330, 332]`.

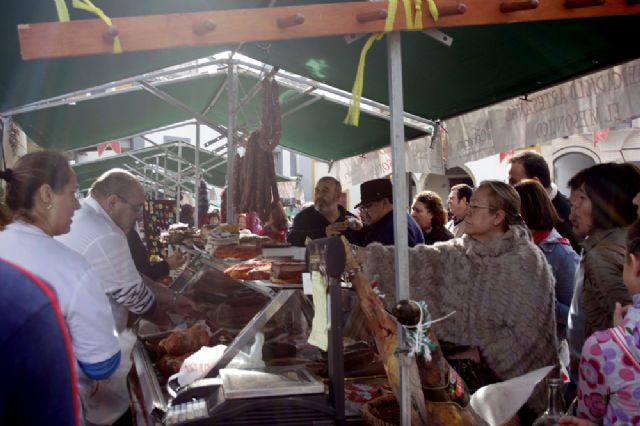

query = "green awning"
[3, 2, 640, 161]
[13, 73, 424, 160]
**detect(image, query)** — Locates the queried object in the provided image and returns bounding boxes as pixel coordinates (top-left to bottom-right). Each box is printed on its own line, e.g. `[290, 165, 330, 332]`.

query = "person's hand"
[326, 221, 349, 237]
[613, 302, 631, 327]
[172, 293, 198, 316]
[559, 416, 599, 426]
[166, 251, 187, 270]
[346, 216, 363, 231]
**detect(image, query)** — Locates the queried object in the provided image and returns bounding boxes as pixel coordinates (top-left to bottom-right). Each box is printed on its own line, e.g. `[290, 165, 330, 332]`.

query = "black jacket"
[423, 226, 454, 245]
[552, 191, 582, 252]
[127, 229, 170, 280]
[287, 205, 362, 246]
[362, 211, 424, 247]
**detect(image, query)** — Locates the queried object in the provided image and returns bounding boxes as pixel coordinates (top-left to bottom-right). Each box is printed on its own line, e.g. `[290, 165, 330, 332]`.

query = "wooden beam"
[18, 0, 640, 60]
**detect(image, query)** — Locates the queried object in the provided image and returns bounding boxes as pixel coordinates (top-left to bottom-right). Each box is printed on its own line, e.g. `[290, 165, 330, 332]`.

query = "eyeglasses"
[116, 193, 144, 213]
[467, 203, 496, 215]
[359, 200, 380, 211]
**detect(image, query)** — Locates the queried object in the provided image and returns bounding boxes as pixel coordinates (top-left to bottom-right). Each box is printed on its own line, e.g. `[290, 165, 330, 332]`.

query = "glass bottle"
[532, 378, 565, 426]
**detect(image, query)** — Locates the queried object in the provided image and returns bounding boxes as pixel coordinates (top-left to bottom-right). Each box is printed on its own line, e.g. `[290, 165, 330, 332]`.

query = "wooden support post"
[277, 13, 305, 29]
[103, 25, 119, 43]
[193, 20, 216, 36]
[439, 4, 468, 16]
[565, 0, 606, 8]
[17, 0, 640, 60]
[356, 9, 389, 23]
[500, 0, 540, 13]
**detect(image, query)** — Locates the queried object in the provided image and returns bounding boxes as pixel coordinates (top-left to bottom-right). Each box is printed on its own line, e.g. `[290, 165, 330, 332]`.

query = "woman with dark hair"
[358, 181, 557, 417]
[515, 179, 580, 339]
[567, 163, 640, 362]
[411, 190, 454, 245]
[259, 201, 289, 242]
[0, 151, 120, 423]
[561, 219, 640, 425]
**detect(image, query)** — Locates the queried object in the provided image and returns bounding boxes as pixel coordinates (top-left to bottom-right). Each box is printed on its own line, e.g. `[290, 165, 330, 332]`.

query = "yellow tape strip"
[54, 0, 71, 22]
[427, 0, 439, 21]
[414, 0, 423, 28]
[344, 33, 383, 127]
[384, 0, 399, 32]
[344, 0, 398, 126]
[402, 0, 415, 30]
[72, 0, 123, 53]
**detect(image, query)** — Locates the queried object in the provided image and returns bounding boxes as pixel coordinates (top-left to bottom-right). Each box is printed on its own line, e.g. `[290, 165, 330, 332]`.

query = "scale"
[164, 366, 333, 425]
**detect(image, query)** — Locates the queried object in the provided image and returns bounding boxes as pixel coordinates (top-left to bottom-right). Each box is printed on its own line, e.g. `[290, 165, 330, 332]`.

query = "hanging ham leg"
[341, 237, 428, 425]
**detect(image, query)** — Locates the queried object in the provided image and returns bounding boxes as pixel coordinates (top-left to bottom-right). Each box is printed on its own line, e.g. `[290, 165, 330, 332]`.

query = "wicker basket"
[361, 394, 520, 426]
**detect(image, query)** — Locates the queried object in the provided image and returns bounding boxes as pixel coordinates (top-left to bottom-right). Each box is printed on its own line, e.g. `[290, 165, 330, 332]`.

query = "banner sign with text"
[335, 136, 443, 188]
[445, 58, 640, 168]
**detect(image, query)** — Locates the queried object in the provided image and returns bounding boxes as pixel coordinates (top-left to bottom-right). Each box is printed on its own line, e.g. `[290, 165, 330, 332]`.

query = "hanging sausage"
[232, 78, 281, 222]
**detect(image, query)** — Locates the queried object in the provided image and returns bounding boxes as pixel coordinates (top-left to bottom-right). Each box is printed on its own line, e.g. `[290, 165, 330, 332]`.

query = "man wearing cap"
[358, 178, 424, 247]
[287, 176, 363, 246]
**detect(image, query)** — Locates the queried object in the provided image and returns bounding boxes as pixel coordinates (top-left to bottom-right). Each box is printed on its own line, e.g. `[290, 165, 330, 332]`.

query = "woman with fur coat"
[359, 181, 558, 416]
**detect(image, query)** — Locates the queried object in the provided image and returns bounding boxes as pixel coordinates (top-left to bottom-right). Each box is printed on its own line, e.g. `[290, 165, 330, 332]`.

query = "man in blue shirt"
[358, 178, 424, 247]
[0, 258, 80, 426]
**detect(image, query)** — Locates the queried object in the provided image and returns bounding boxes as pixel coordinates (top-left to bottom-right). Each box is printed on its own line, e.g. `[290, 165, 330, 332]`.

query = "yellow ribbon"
[427, 0, 439, 22]
[402, 0, 415, 30]
[344, 0, 398, 126]
[344, 33, 383, 127]
[54, 0, 71, 22]
[344, 0, 439, 126]
[414, 0, 423, 28]
[71, 0, 123, 53]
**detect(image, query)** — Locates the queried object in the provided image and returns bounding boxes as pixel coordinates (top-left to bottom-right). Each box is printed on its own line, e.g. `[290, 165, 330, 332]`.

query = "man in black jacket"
[508, 151, 581, 251]
[287, 176, 363, 246]
[358, 178, 424, 247]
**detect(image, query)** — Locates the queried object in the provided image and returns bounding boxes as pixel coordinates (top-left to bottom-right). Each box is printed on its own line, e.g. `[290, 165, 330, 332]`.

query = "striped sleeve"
[108, 280, 156, 315]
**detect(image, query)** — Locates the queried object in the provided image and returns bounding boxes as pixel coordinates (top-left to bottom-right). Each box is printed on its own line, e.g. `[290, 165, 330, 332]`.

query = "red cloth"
[531, 229, 552, 246]
[532, 229, 571, 246]
[259, 225, 288, 242]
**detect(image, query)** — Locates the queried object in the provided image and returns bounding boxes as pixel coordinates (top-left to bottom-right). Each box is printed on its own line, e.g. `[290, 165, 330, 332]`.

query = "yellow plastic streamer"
[384, 0, 399, 32]
[72, 0, 123, 53]
[402, 0, 415, 30]
[344, 0, 398, 126]
[54, 0, 70, 22]
[414, 0, 423, 28]
[427, 0, 439, 22]
[343, 33, 383, 127]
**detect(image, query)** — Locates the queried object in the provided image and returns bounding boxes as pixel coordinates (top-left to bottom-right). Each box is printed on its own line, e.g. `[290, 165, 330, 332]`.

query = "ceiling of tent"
[3, 1, 640, 160]
[73, 142, 292, 191]
[11, 72, 425, 160]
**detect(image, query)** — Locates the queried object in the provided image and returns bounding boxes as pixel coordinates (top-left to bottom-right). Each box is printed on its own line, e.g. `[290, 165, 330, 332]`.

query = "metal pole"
[387, 31, 414, 426]
[177, 140, 182, 223]
[164, 152, 168, 199]
[195, 123, 201, 227]
[226, 60, 238, 224]
[155, 156, 159, 199]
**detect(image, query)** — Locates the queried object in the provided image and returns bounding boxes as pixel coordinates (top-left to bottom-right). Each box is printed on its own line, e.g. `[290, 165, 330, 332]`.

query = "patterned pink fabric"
[576, 295, 640, 425]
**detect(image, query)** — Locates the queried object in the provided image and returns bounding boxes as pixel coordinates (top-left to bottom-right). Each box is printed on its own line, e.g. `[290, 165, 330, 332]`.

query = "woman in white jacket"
[0, 151, 120, 422]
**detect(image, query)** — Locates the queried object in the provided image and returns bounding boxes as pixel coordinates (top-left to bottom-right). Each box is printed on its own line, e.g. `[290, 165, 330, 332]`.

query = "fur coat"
[363, 225, 558, 412]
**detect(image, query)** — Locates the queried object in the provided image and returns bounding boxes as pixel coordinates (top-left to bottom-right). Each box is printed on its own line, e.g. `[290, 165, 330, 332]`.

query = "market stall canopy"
[3, 1, 640, 161]
[7, 63, 427, 160]
[72, 141, 292, 193]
